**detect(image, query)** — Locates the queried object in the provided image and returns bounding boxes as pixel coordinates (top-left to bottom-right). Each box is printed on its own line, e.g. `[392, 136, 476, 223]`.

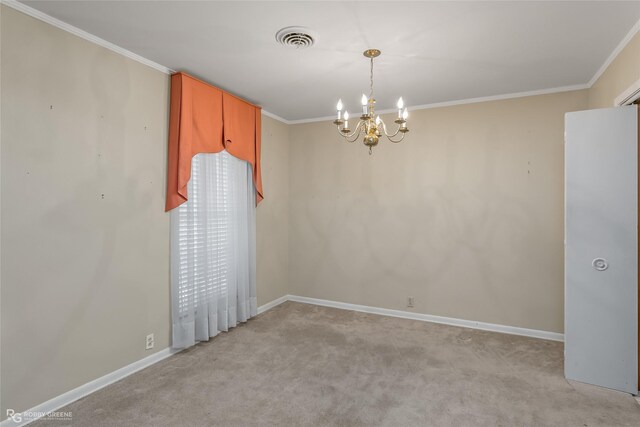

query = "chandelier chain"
[369, 56, 374, 99]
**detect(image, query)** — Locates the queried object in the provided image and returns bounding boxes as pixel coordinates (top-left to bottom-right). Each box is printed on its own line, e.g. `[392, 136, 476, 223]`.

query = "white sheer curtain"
[170, 151, 257, 349]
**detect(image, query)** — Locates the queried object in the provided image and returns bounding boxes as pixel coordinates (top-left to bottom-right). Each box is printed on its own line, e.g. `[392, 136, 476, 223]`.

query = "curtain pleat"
[165, 73, 263, 211]
[170, 151, 257, 349]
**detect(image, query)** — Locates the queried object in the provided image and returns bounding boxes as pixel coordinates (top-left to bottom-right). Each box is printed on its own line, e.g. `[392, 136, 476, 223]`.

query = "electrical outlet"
[407, 297, 414, 308]
[145, 333, 154, 350]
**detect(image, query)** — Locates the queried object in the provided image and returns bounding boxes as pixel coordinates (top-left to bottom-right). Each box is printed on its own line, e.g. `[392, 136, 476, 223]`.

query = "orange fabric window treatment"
[165, 72, 263, 211]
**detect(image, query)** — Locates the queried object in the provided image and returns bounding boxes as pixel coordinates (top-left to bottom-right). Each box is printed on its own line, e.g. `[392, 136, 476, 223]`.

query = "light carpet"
[33, 301, 640, 426]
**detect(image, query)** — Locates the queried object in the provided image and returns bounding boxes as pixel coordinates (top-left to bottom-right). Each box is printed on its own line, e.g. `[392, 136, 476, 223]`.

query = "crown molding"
[614, 77, 640, 106]
[287, 83, 590, 125]
[261, 109, 292, 125]
[1, 0, 173, 75]
[2, 0, 296, 125]
[399, 84, 590, 113]
[270, 15, 640, 124]
[588, 16, 640, 87]
[2, 0, 638, 124]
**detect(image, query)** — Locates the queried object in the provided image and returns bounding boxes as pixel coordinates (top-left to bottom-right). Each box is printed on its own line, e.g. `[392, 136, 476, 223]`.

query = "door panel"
[565, 105, 638, 394]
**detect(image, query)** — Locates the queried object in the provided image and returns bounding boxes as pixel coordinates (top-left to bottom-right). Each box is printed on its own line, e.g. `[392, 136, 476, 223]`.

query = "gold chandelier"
[333, 49, 409, 154]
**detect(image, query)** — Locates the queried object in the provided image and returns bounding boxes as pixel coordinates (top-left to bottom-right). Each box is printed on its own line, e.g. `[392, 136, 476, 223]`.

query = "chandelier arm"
[380, 121, 401, 138]
[337, 120, 364, 142]
[345, 125, 364, 143]
[335, 120, 358, 138]
[386, 132, 407, 144]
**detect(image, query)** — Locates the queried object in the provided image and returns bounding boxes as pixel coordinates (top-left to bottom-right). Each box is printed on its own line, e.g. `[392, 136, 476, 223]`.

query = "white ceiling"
[20, 1, 640, 121]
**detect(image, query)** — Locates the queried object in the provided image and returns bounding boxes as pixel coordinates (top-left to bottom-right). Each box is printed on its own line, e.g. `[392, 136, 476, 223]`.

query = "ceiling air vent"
[275, 26, 316, 49]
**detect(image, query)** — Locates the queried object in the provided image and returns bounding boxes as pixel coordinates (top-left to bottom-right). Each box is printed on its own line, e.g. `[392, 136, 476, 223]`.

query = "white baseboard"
[257, 294, 288, 314]
[2, 293, 562, 426]
[2, 295, 288, 426]
[0, 348, 180, 427]
[287, 295, 564, 342]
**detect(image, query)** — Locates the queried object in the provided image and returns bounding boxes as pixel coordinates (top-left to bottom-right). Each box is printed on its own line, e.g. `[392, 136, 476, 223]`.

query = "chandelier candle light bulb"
[332, 49, 409, 153]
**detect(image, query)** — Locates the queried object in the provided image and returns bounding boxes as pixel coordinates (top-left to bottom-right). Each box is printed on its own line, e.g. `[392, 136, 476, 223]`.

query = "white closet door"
[565, 105, 638, 394]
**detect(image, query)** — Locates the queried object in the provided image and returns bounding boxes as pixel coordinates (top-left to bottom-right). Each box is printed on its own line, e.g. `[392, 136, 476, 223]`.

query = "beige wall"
[2, 0, 637, 417]
[1, 5, 170, 415]
[256, 116, 290, 305]
[289, 90, 589, 334]
[0, 6, 290, 414]
[589, 31, 640, 109]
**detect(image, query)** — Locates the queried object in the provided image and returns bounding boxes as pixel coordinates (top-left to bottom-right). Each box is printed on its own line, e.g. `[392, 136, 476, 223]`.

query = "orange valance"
[165, 72, 263, 211]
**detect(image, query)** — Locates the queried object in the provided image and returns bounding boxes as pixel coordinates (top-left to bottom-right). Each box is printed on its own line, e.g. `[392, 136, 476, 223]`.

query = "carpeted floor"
[34, 301, 640, 426]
